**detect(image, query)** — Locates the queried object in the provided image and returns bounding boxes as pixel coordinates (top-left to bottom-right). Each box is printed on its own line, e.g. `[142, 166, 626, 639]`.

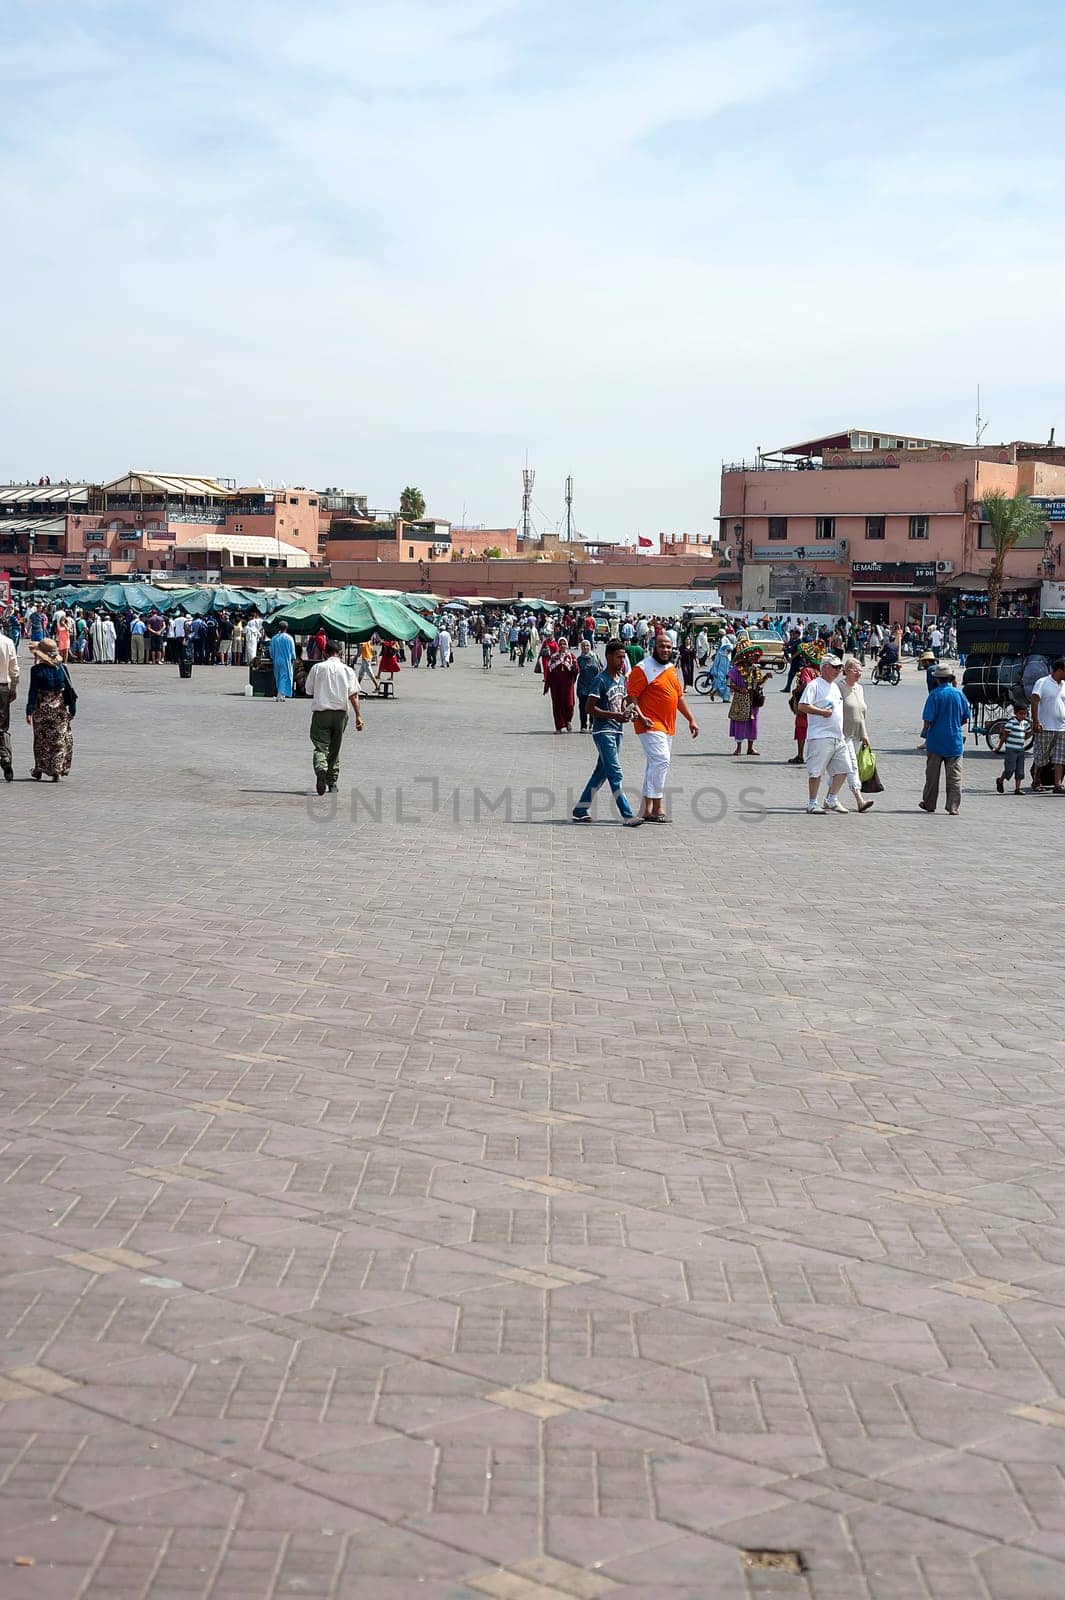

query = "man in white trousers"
[799, 653, 850, 813]
[625, 633, 699, 823]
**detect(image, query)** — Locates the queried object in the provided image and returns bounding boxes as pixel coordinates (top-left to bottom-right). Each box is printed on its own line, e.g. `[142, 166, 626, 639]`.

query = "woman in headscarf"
[546, 642, 578, 732]
[727, 641, 766, 756]
[678, 634, 696, 690]
[790, 640, 825, 764]
[709, 634, 731, 702]
[26, 638, 77, 782]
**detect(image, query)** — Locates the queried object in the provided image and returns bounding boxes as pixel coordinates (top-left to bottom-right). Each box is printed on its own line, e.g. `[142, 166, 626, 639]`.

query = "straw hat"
[30, 638, 61, 665]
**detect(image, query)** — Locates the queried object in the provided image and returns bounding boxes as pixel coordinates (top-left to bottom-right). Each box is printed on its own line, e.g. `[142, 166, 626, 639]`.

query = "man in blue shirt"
[919, 664, 970, 814]
[572, 639, 640, 826]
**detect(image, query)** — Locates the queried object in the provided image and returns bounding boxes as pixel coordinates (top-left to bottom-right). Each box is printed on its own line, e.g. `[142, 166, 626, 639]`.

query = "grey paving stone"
[1, 654, 1064, 1598]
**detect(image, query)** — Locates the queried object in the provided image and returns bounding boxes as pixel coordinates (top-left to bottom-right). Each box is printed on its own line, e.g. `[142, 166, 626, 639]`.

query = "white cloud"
[2, 0, 1064, 532]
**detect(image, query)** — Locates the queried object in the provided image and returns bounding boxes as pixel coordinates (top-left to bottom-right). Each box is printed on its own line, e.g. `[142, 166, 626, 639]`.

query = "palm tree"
[980, 489, 1046, 617]
[399, 486, 426, 522]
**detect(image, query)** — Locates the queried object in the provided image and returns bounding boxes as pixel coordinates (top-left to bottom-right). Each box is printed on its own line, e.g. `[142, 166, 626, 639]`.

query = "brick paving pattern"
[1, 646, 1064, 1598]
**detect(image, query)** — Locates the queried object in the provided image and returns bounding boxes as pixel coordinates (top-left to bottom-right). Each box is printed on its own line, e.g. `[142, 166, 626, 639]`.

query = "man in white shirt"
[929, 624, 944, 659]
[0, 628, 19, 781]
[1030, 657, 1065, 793]
[798, 653, 850, 814]
[305, 643, 364, 795]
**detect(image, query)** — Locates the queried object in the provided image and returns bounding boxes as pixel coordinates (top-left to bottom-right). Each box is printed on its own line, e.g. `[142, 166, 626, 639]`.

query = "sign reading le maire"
[852, 561, 937, 584]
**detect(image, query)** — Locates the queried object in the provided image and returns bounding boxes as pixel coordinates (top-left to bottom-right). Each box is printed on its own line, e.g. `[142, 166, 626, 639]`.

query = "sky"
[3, 0, 1064, 540]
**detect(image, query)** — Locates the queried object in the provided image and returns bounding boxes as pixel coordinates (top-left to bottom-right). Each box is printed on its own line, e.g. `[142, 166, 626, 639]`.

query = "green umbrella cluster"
[267, 587, 438, 643]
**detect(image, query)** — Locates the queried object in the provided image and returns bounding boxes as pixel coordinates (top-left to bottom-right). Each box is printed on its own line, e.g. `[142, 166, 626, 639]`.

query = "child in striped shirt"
[996, 704, 1030, 794]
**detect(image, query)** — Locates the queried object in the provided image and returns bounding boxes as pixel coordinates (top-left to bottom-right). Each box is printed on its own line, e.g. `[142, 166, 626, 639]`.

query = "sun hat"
[934, 663, 953, 679]
[918, 650, 935, 663]
[30, 638, 61, 665]
[822, 653, 843, 667]
[733, 641, 763, 662]
[799, 640, 826, 667]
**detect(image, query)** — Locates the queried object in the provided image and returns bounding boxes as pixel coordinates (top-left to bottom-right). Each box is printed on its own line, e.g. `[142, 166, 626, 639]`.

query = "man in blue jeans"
[572, 639, 642, 826]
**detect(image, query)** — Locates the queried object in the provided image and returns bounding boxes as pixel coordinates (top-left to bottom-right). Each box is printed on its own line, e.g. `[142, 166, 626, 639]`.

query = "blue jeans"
[575, 731, 633, 818]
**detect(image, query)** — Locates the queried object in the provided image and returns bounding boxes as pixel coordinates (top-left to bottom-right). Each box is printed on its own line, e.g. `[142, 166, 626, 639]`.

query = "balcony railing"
[722, 458, 821, 473]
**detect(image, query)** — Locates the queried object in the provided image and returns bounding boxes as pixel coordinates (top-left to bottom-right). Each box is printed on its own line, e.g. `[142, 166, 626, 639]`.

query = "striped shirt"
[1002, 715, 1029, 750]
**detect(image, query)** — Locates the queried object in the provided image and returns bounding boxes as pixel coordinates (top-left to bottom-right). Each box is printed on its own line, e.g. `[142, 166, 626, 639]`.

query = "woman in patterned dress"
[26, 639, 77, 782]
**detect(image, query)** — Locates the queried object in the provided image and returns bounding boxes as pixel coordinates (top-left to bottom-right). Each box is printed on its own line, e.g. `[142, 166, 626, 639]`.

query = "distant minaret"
[564, 475, 573, 542]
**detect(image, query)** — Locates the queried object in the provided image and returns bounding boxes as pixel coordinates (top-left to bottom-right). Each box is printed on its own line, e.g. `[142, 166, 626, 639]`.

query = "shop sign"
[852, 561, 937, 584]
[753, 543, 841, 560]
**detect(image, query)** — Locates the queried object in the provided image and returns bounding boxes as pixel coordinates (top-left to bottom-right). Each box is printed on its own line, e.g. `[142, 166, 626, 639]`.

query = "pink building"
[719, 429, 1065, 624]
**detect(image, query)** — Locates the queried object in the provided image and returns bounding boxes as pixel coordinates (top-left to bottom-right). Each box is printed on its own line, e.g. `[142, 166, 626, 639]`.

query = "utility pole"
[564, 475, 573, 542]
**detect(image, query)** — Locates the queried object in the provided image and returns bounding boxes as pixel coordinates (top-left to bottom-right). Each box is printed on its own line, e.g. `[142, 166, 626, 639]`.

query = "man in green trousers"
[305, 642, 364, 795]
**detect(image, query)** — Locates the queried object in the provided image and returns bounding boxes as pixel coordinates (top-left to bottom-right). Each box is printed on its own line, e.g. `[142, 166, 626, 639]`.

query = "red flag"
[637, 535, 653, 548]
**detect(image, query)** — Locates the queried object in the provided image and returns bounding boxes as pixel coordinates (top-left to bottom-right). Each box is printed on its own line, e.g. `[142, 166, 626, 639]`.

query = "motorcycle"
[871, 658, 901, 686]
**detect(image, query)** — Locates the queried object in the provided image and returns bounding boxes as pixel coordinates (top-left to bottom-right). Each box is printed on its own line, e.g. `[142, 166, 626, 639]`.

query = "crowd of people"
[1, 599, 266, 667]
[4, 590, 1063, 811]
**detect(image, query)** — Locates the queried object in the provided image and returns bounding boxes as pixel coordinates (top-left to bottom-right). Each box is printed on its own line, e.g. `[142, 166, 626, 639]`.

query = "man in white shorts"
[799, 653, 849, 813]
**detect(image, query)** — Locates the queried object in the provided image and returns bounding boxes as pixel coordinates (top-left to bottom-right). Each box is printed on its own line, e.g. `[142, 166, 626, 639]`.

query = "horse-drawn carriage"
[957, 615, 1065, 748]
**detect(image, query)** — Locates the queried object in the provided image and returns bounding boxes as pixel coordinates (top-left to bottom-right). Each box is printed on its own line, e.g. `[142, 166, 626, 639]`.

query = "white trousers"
[637, 730, 673, 799]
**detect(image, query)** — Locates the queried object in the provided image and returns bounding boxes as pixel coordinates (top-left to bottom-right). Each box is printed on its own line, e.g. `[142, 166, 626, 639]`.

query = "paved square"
[2, 644, 1064, 1598]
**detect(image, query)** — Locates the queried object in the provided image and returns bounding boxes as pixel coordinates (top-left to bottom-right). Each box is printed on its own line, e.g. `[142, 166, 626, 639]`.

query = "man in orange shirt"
[626, 633, 699, 822]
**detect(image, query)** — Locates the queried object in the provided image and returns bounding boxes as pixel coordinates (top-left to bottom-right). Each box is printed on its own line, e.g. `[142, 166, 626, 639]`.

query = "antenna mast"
[975, 385, 988, 446]
[521, 461, 535, 546]
[564, 475, 573, 542]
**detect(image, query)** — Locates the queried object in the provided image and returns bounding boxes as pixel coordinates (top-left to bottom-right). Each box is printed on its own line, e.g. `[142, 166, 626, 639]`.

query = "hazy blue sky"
[3, 0, 1063, 538]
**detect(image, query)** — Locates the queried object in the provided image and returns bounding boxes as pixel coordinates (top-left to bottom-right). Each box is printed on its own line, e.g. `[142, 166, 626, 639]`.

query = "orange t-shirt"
[628, 662, 682, 734]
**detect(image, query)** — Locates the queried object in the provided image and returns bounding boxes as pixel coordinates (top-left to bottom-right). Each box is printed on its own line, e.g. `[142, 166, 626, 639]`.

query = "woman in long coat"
[546, 645, 578, 732]
[26, 639, 77, 781]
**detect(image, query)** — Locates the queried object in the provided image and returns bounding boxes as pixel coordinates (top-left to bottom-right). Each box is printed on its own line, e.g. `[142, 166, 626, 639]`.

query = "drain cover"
[741, 1550, 805, 1574]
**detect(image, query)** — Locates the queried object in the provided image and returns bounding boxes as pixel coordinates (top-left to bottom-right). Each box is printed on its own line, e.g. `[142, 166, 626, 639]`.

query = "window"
[308, 498, 317, 507]
[289, 496, 298, 505]
[865, 516, 886, 540]
[878, 437, 895, 449]
[815, 516, 835, 540]
[768, 517, 788, 540]
[233, 522, 244, 534]
[855, 434, 872, 451]
[909, 516, 929, 540]
[408, 545, 415, 558]
[978, 523, 1045, 550]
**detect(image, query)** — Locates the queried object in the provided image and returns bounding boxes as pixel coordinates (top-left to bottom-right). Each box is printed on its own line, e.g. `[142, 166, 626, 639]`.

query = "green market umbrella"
[268, 586, 438, 643]
[74, 582, 170, 612]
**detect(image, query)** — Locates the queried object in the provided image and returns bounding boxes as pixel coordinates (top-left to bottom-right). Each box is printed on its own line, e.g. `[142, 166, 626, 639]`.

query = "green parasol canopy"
[268, 586, 438, 642]
[73, 582, 171, 612]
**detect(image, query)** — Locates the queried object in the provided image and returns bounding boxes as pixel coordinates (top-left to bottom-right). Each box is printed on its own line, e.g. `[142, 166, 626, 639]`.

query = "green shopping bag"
[857, 745, 877, 782]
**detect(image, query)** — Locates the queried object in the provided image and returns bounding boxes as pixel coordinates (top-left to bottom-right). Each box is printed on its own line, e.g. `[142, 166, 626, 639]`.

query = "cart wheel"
[982, 717, 1006, 751]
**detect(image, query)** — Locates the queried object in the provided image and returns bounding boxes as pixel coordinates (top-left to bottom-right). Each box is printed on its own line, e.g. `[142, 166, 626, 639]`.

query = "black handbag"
[860, 766, 884, 794]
